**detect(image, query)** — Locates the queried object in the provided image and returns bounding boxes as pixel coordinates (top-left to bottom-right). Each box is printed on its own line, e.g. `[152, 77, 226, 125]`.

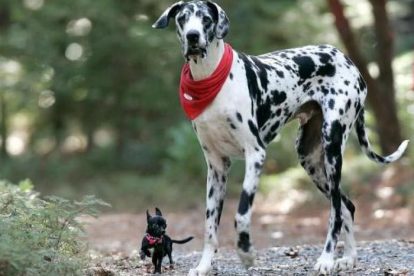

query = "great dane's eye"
[177, 15, 186, 28]
[202, 16, 212, 27]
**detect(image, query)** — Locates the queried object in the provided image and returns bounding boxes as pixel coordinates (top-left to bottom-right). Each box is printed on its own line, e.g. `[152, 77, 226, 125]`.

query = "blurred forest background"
[0, 0, 413, 212]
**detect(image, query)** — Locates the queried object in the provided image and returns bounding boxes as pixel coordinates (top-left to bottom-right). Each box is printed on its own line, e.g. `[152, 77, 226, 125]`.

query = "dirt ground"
[87, 240, 414, 275]
[85, 198, 414, 253]
[84, 196, 414, 275]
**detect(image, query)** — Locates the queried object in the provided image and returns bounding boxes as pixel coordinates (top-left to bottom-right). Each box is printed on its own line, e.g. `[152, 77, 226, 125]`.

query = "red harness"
[145, 233, 163, 246]
[179, 43, 234, 120]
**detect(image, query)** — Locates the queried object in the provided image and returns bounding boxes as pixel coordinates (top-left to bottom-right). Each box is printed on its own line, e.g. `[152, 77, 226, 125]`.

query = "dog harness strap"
[179, 43, 234, 120]
[146, 233, 163, 245]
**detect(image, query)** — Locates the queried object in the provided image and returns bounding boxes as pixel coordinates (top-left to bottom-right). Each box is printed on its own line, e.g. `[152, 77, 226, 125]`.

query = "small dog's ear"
[152, 1, 184, 29]
[155, 207, 162, 217]
[146, 210, 151, 222]
[206, 1, 229, 39]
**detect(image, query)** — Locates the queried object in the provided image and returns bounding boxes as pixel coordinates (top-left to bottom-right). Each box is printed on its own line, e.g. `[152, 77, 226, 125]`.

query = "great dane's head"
[153, 1, 229, 59]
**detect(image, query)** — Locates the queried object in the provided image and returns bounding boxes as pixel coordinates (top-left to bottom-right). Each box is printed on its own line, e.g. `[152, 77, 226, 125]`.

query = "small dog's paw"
[334, 256, 356, 271]
[314, 255, 334, 275]
[139, 251, 146, 260]
[237, 247, 256, 269]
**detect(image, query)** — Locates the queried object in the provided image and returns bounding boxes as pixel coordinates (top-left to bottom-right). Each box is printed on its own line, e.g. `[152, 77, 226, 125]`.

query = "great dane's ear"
[146, 210, 151, 222]
[206, 1, 229, 39]
[155, 207, 162, 216]
[152, 1, 185, 29]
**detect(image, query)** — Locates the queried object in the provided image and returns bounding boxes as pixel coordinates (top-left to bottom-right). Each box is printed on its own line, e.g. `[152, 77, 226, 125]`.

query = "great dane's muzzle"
[185, 30, 207, 57]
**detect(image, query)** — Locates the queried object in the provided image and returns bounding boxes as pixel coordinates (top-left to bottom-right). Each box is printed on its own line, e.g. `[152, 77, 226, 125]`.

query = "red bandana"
[146, 233, 163, 246]
[179, 43, 234, 120]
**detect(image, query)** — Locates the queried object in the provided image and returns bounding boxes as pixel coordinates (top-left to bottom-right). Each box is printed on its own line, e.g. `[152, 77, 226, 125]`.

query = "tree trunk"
[115, 89, 127, 158]
[327, 0, 403, 154]
[0, 0, 10, 160]
[85, 125, 94, 153]
[0, 3, 10, 32]
[52, 96, 65, 152]
[368, 0, 403, 154]
[0, 92, 9, 159]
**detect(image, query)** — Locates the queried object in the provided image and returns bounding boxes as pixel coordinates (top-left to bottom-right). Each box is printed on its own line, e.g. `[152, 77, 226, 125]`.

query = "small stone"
[284, 247, 299, 258]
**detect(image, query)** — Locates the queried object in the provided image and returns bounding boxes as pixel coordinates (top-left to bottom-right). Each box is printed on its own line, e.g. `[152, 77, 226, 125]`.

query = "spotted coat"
[153, 1, 409, 275]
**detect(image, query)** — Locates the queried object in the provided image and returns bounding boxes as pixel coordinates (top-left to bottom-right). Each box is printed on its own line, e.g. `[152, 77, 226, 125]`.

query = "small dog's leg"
[152, 254, 160, 274]
[234, 147, 265, 268]
[140, 238, 151, 260]
[168, 251, 174, 268]
[189, 155, 231, 276]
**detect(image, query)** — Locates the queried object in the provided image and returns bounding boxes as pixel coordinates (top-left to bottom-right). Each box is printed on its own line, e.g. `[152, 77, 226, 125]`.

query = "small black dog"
[140, 208, 193, 274]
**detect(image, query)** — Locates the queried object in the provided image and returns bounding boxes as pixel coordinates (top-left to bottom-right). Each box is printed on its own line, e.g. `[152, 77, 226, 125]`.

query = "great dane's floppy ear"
[206, 1, 229, 39]
[146, 210, 151, 222]
[155, 207, 162, 216]
[152, 1, 184, 29]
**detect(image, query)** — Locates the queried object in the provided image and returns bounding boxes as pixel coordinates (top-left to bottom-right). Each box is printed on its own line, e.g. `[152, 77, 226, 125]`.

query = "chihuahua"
[140, 208, 193, 274]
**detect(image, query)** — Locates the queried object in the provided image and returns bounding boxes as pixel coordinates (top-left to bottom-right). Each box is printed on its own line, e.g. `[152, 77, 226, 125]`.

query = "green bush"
[0, 180, 109, 276]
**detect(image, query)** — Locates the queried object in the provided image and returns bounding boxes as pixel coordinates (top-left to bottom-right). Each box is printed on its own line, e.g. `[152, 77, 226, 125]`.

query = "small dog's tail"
[355, 109, 409, 164]
[171, 236, 193, 244]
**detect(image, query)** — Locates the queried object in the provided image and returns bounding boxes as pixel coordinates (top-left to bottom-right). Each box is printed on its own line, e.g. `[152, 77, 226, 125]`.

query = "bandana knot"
[179, 43, 234, 120]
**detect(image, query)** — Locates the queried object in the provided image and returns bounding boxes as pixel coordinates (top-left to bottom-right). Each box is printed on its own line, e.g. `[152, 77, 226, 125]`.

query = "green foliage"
[165, 122, 205, 180]
[0, 0, 413, 210]
[0, 179, 109, 276]
[259, 154, 384, 207]
[265, 122, 302, 173]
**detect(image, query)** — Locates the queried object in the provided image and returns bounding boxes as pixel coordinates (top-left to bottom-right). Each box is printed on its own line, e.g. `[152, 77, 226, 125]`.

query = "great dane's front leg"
[189, 154, 231, 276]
[235, 147, 266, 268]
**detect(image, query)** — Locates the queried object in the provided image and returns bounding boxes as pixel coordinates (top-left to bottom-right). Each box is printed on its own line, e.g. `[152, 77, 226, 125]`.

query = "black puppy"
[140, 208, 193, 274]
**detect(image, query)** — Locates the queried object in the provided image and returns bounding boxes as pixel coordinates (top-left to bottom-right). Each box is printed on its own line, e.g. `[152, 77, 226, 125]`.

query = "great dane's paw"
[314, 255, 334, 275]
[237, 247, 256, 269]
[187, 267, 210, 276]
[334, 256, 356, 271]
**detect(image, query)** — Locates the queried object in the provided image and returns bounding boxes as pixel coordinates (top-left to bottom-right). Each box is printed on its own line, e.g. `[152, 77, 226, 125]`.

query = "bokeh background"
[0, 0, 413, 219]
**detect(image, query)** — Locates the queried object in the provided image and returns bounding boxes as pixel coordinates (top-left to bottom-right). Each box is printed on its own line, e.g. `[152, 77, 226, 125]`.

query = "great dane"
[152, 1, 409, 275]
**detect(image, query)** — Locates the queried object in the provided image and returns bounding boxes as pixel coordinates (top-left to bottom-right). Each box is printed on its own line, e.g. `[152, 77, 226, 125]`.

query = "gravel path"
[88, 240, 413, 275]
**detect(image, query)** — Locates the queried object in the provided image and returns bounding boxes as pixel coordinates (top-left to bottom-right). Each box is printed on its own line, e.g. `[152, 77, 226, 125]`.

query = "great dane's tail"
[355, 109, 409, 164]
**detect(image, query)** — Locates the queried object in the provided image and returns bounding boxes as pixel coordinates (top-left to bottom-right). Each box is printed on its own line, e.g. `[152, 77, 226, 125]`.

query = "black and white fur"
[153, 1, 409, 275]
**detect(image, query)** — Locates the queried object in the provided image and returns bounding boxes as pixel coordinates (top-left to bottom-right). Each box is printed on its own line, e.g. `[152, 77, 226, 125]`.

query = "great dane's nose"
[186, 30, 200, 45]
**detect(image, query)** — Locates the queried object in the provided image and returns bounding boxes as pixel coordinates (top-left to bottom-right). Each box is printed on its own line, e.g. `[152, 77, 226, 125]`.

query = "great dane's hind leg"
[313, 118, 350, 274]
[295, 107, 356, 274]
[189, 154, 231, 276]
[335, 194, 357, 271]
[235, 146, 266, 268]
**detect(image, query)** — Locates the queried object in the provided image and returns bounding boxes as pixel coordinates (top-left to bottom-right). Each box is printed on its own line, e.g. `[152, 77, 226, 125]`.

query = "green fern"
[0, 179, 110, 276]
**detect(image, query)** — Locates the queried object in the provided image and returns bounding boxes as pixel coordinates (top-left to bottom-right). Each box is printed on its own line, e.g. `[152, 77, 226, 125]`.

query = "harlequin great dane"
[153, 1, 409, 275]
